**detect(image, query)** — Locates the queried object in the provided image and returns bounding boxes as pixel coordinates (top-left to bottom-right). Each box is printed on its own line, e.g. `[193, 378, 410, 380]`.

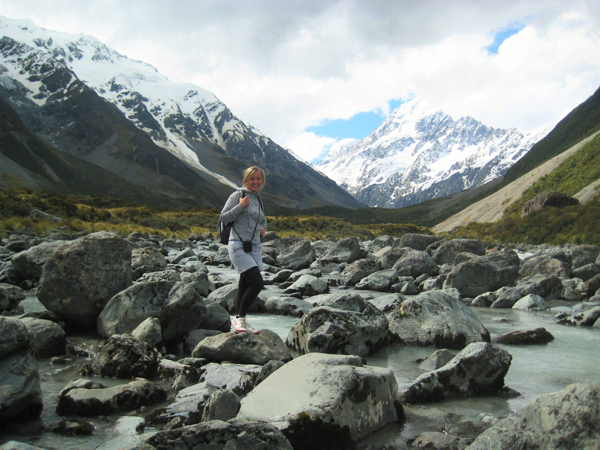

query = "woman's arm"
[220, 191, 244, 224]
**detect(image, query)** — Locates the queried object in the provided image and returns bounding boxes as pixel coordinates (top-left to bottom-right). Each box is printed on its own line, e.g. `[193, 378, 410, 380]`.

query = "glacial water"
[2, 267, 600, 449]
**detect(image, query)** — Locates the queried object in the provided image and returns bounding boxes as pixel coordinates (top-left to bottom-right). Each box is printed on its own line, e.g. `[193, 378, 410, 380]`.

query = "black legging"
[235, 266, 264, 317]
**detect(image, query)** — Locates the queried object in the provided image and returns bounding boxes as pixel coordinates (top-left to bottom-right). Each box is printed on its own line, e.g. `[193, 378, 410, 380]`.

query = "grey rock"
[467, 383, 600, 450]
[200, 362, 262, 396]
[263, 296, 312, 317]
[277, 239, 316, 271]
[192, 329, 292, 365]
[496, 327, 554, 345]
[0, 283, 25, 313]
[398, 233, 442, 251]
[572, 263, 600, 282]
[402, 342, 511, 404]
[393, 249, 438, 278]
[321, 237, 361, 264]
[432, 239, 486, 265]
[92, 334, 159, 379]
[36, 232, 132, 330]
[11, 240, 66, 280]
[131, 317, 164, 350]
[286, 292, 389, 357]
[570, 244, 600, 269]
[512, 294, 548, 311]
[20, 317, 66, 358]
[201, 389, 240, 422]
[98, 281, 207, 341]
[355, 269, 399, 292]
[418, 349, 455, 372]
[238, 353, 403, 445]
[283, 274, 329, 297]
[388, 289, 490, 349]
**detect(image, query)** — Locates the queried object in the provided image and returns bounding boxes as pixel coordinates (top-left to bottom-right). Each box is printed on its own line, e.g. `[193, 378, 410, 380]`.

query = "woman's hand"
[260, 227, 265, 236]
[239, 196, 250, 208]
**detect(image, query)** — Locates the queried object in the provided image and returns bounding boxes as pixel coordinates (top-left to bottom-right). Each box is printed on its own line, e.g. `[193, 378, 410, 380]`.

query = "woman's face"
[245, 170, 264, 192]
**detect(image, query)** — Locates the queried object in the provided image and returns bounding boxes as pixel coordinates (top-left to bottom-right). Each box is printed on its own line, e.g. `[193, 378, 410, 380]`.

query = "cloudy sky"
[2, 0, 600, 163]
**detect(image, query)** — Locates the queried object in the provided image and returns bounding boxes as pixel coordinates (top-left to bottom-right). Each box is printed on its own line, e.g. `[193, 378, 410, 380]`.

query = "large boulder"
[467, 383, 600, 449]
[520, 256, 571, 278]
[0, 283, 25, 313]
[36, 232, 132, 330]
[237, 353, 404, 448]
[393, 249, 438, 278]
[286, 292, 389, 357]
[398, 233, 441, 251]
[192, 330, 292, 365]
[97, 280, 207, 341]
[276, 239, 316, 271]
[57, 378, 167, 416]
[341, 258, 379, 286]
[321, 237, 361, 264]
[432, 239, 486, 265]
[11, 240, 66, 280]
[283, 274, 329, 297]
[444, 250, 521, 297]
[388, 289, 490, 349]
[147, 418, 293, 450]
[0, 317, 42, 428]
[92, 334, 159, 379]
[402, 342, 511, 404]
[20, 318, 66, 358]
[355, 269, 399, 292]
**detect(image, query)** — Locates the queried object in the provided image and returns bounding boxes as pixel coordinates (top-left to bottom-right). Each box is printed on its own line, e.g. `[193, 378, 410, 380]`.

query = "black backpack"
[217, 192, 244, 245]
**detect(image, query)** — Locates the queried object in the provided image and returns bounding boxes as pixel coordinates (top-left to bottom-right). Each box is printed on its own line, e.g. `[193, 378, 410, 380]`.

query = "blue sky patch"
[307, 98, 404, 140]
[486, 22, 526, 54]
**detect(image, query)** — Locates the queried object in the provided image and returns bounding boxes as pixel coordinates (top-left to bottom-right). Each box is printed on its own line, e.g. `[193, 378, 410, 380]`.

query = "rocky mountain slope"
[0, 17, 362, 210]
[316, 99, 547, 208]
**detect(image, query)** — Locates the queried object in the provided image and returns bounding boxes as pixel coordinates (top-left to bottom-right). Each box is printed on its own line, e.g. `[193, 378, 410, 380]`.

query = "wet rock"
[471, 292, 496, 307]
[512, 294, 548, 311]
[92, 334, 159, 379]
[131, 317, 164, 350]
[0, 441, 46, 449]
[0, 318, 42, 429]
[36, 232, 132, 330]
[388, 290, 490, 349]
[557, 306, 600, 327]
[20, 317, 66, 358]
[192, 329, 292, 365]
[152, 382, 212, 426]
[147, 418, 292, 450]
[411, 431, 471, 449]
[286, 292, 389, 357]
[496, 327, 554, 345]
[263, 296, 312, 317]
[467, 383, 600, 449]
[57, 378, 167, 416]
[156, 359, 200, 386]
[283, 274, 329, 297]
[0, 283, 25, 313]
[201, 389, 240, 422]
[444, 250, 520, 297]
[98, 281, 207, 341]
[238, 353, 403, 447]
[402, 342, 511, 404]
[418, 349, 455, 371]
[52, 418, 94, 436]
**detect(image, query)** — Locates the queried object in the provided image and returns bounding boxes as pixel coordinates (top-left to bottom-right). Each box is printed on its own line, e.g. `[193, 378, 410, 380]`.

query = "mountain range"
[315, 99, 548, 208]
[0, 16, 362, 210]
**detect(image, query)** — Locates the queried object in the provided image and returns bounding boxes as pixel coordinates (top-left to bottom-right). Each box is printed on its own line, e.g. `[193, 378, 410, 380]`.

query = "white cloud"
[285, 132, 338, 164]
[2, 0, 600, 162]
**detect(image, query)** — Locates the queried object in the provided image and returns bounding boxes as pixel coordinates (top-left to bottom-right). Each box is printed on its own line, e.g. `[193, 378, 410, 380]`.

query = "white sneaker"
[243, 318, 260, 335]
[232, 316, 247, 333]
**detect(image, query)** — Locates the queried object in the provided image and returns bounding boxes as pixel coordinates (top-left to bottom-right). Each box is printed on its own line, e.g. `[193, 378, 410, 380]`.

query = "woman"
[219, 166, 267, 334]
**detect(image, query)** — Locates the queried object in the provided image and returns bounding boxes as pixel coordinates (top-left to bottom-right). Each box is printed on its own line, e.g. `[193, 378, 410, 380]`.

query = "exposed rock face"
[388, 290, 490, 349]
[402, 342, 512, 404]
[36, 232, 132, 330]
[286, 293, 389, 357]
[97, 280, 207, 341]
[467, 383, 600, 449]
[444, 250, 521, 297]
[192, 330, 292, 365]
[237, 353, 404, 448]
[521, 191, 579, 217]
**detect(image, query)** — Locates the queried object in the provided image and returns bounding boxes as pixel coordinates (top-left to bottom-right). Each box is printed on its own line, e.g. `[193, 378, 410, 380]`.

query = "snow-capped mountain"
[0, 17, 361, 209]
[316, 99, 548, 208]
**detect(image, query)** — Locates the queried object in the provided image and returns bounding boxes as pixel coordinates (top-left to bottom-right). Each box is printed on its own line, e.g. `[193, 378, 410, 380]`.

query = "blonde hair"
[242, 166, 266, 190]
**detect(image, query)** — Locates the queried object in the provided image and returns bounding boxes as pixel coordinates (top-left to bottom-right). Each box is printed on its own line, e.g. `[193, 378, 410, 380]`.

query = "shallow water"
[3, 277, 600, 449]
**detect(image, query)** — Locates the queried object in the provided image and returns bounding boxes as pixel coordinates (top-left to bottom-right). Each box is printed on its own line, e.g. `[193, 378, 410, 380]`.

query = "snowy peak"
[316, 98, 548, 208]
